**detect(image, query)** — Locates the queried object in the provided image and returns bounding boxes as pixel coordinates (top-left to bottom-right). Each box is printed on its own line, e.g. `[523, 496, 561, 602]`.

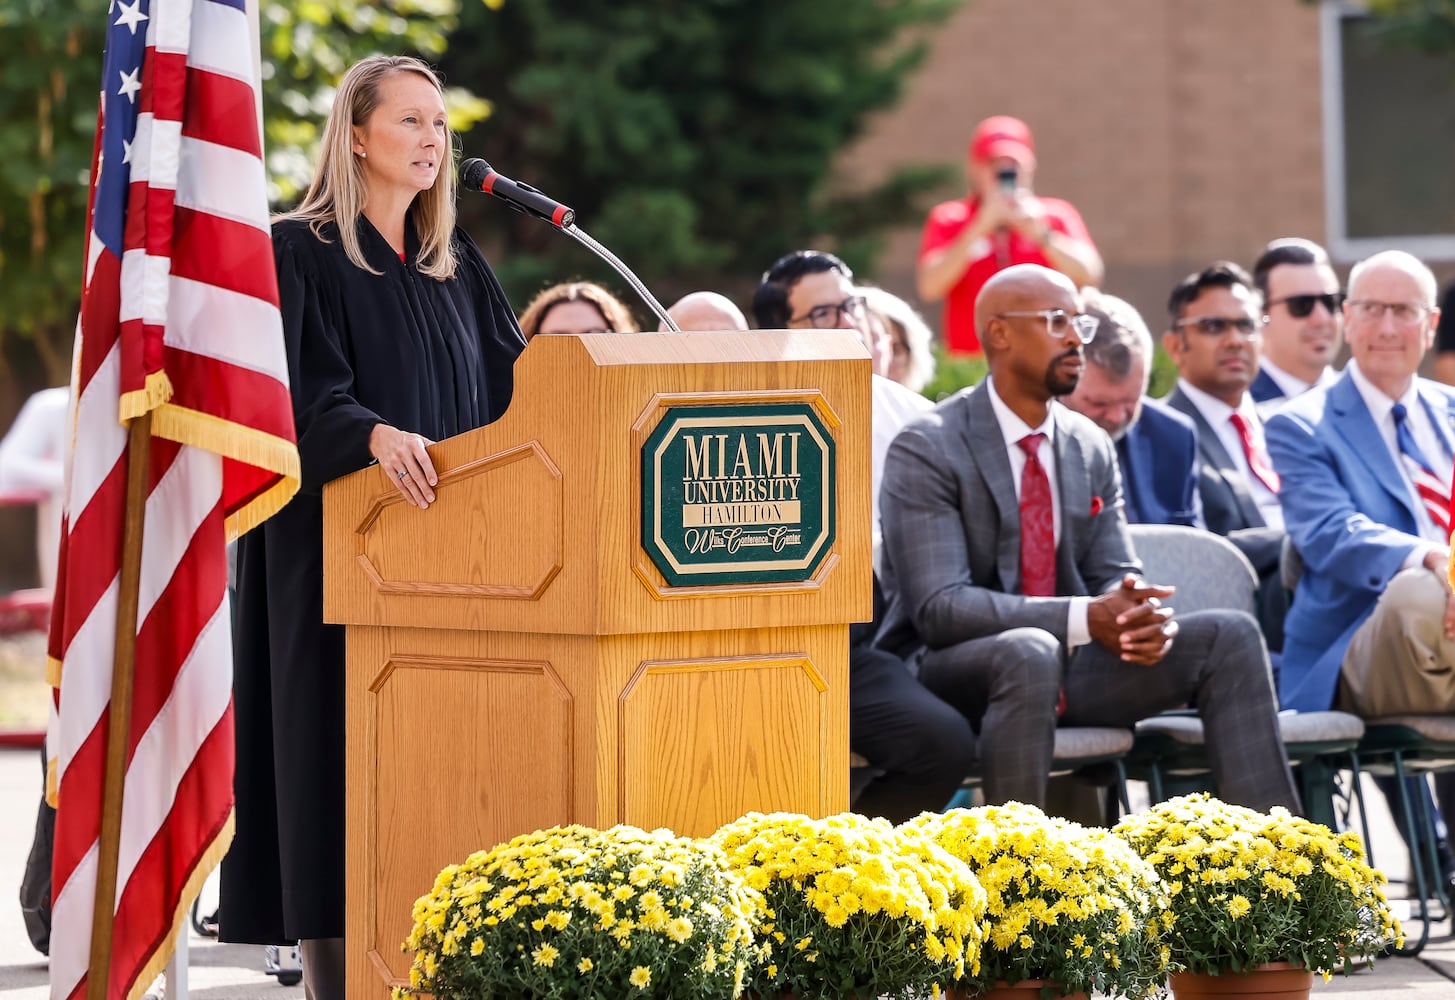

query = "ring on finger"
[397, 470, 409, 480]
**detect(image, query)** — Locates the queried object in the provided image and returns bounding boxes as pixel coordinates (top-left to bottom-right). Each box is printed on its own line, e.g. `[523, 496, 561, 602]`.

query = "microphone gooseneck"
[459, 156, 680, 333]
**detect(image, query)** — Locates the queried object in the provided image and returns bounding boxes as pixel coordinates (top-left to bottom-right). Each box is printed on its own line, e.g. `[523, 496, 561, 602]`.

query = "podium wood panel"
[346, 624, 848, 992]
[324, 332, 873, 634]
[330, 331, 868, 998]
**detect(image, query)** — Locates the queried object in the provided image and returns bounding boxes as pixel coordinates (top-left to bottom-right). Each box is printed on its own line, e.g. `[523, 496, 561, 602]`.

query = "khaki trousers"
[1339, 567, 1455, 717]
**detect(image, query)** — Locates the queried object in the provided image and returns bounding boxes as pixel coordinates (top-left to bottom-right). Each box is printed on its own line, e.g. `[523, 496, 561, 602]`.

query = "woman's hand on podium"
[370, 423, 437, 508]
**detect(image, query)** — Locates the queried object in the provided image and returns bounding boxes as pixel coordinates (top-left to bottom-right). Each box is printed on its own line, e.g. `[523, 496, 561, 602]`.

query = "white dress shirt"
[0, 386, 69, 590]
[985, 377, 1090, 647]
[871, 374, 934, 546]
[1176, 378, 1284, 530]
[1258, 358, 1338, 400]
[1346, 360, 1454, 563]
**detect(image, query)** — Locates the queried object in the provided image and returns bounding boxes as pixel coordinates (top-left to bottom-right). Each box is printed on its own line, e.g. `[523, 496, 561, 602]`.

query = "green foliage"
[0, 0, 490, 384]
[1363, 0, 1455, 53]
[438, 0, 963, 308]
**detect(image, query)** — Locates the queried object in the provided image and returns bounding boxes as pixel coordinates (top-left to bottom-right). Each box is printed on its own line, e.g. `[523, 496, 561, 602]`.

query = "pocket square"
[1090, 495, 1104, 516]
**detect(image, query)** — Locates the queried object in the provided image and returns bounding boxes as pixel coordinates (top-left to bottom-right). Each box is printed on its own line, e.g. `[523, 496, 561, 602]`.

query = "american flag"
[46, 1, 299, 997]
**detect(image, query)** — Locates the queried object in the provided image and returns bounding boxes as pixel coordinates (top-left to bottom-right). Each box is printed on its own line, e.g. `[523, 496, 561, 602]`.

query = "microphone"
[458, 154, 678, 331]
[459, 158, 575, 229]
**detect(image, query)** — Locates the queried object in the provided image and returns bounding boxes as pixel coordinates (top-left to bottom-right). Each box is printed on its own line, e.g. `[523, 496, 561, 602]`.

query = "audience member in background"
[1063, 291, 1203, 528]
[916, 115, 1102, 356]
[1433, 280, 1455, 386]
[862, 285, 937, 393]
[661, 290, 748, 332]
[752, 252, 928, 539]
[0, 385, 69, 591]
[876, 264, 1298, 813]
[517, 281, 636, 340]
[1249, 238, 1343, 407]
[1161, 262, 1287, 652]
[1267, 250, 1455, 892]
[2, 385, 69, 958]
[754, 250, 969, 822]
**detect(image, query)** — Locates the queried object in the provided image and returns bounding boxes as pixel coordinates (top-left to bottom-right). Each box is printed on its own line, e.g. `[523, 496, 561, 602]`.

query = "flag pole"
[86, 411, 153, 1000]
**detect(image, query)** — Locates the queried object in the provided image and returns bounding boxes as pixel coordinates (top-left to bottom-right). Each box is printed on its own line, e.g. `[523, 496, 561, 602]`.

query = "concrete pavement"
[1, 747, 1452, 998]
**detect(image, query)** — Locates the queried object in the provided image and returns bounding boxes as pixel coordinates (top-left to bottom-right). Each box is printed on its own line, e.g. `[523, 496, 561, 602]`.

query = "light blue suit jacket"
[1264, 371, 1455, 711]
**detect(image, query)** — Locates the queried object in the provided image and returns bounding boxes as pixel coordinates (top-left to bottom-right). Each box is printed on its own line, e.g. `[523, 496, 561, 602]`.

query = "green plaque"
[642, 402, 836, 586]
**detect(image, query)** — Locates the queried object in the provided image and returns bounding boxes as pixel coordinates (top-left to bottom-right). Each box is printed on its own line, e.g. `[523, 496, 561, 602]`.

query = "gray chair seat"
[1136, 710, 1365, 748]
[1054, 726, 1134, 760]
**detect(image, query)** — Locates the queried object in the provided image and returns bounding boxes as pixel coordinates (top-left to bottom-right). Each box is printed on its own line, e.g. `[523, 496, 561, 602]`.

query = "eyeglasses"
[994, 309, 1100, 343]
[1266, 292, 1345, 318]
[1175, 316, 1262, 339]
[787, 294, 867, 328]
[1347, 299, 1431, 325]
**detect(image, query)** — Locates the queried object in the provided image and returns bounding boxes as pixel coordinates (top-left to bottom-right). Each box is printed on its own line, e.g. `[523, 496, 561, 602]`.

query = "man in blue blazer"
[1266, 250, 1455, 716]
[1064, 291, 1203, 528]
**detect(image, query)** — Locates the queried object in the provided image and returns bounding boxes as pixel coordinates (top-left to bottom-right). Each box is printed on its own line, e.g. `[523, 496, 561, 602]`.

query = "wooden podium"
[323, 330, 871, 996]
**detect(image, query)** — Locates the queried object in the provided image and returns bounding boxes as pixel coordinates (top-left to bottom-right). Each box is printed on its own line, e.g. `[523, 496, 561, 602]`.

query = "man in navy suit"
[1161, 262, 1287, 651]
[1063, 290, 1203, 528]
[1249, 238, 1342, 408]
[1266, 250, 1455, 716]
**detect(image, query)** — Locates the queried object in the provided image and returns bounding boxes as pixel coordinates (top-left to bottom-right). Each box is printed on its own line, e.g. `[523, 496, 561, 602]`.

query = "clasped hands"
[1088, 574, 1178, 665]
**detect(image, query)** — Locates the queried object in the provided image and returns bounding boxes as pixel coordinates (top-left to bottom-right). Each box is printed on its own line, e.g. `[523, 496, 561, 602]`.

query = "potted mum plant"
[906, 803, 1169, 1000]
[711, 811, 988, 1000]
[396, 823, 764, 999]
[1114, 793, 1402, 1000]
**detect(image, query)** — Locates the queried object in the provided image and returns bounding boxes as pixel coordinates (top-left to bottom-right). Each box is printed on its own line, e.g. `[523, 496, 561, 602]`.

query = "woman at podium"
[219, 55, 526, 1000]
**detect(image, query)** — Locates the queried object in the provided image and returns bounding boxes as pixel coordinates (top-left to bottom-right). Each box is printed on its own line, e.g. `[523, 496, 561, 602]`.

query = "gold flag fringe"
[118, 371, 175, 423]
[149, 402, 300, 536]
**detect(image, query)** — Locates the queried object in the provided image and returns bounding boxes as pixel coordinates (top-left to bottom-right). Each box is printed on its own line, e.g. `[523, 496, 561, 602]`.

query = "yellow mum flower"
[577, 958, 593, 973]
[531, 943, 559, 967]
[629, 966, 652, 989]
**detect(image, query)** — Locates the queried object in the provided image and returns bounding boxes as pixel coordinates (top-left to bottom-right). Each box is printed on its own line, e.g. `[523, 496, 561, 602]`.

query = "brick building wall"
[840, 0, 1331, 338]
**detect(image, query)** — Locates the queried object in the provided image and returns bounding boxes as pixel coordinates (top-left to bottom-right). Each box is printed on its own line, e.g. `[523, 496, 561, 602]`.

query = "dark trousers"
[849, 643, 975, 823]
[918, 609, 1300, 813]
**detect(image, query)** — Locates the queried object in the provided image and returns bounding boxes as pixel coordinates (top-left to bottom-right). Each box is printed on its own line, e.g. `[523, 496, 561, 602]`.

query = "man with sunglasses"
[875, 264, 1299, 814]
[1250, 239, 1343, 407]
[1267, 250, 1455, 716]
[752, 249, 974, 822]
[1162, 262, 1287, 652]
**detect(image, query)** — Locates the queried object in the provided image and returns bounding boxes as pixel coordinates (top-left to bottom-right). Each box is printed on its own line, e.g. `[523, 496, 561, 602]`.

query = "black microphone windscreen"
[459, 158, 491, 191]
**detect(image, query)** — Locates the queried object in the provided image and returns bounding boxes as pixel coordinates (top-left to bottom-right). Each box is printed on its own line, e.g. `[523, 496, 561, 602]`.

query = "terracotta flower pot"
[1169, 962, 1314, 1000]
[948, 981, 1088, 1000]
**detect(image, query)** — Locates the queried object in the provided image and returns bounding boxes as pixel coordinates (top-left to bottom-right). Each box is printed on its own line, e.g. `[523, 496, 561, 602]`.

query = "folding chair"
[1343, 716, 1455, 955]
[1124, 525, 1364, 823]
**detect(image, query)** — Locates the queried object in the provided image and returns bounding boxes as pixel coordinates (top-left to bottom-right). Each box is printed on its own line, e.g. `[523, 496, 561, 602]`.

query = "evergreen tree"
[439, 0, 962, 312]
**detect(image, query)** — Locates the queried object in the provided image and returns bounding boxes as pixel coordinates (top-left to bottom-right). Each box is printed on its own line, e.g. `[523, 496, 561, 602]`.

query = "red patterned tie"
[1017, 433, 1056, 597]
[1229, 411, 1280, 493]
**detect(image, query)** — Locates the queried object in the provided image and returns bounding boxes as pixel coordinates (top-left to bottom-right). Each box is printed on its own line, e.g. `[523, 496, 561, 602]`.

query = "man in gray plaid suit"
[876, 264, 1299, 812]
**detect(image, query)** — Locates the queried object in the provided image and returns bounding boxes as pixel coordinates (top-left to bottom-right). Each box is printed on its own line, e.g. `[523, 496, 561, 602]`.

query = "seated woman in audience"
[862, 286, 936, 393]
[517, 281, 636, 340]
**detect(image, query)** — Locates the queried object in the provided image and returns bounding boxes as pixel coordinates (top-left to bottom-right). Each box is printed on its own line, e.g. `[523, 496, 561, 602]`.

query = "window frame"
[1320, 0, 1455, 261]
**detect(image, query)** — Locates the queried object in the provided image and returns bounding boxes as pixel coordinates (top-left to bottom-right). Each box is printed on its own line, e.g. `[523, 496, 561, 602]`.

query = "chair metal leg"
[1148, 761, 1165, 804]
[1392, 754, 1432, 956]
[1114, 760, 1130, 815]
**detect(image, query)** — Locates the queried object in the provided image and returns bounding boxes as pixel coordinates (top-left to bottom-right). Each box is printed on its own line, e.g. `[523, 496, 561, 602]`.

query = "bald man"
[876, 264, 1298, 812]
[661, 291, 749, 332]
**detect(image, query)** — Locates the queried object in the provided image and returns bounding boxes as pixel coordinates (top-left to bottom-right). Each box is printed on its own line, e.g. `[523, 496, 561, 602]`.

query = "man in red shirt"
[917, 115, 1103, 355]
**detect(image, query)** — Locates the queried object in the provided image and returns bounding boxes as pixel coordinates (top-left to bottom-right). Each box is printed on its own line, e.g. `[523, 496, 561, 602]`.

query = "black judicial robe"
[219, 216, 525, 943]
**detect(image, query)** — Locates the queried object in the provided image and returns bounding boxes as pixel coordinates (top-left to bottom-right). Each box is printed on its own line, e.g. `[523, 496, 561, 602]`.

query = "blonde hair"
[861, 286, 936, 392]
[517, 282, 637, 340]
[277, 55, 459, 280]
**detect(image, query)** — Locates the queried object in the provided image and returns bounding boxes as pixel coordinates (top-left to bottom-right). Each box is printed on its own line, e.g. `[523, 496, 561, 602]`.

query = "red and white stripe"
[1402, 454, 1452, 536]
[47, 2, 297, 998]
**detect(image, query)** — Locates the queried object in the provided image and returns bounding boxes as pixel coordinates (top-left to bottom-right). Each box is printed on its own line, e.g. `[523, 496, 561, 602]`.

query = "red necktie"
[1229, 411, 1280, 493]
[1017, 433, 1056, 597]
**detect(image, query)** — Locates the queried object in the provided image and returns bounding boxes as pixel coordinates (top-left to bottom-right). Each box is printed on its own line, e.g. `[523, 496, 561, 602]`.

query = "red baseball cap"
[969, 115, 1036, 168]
